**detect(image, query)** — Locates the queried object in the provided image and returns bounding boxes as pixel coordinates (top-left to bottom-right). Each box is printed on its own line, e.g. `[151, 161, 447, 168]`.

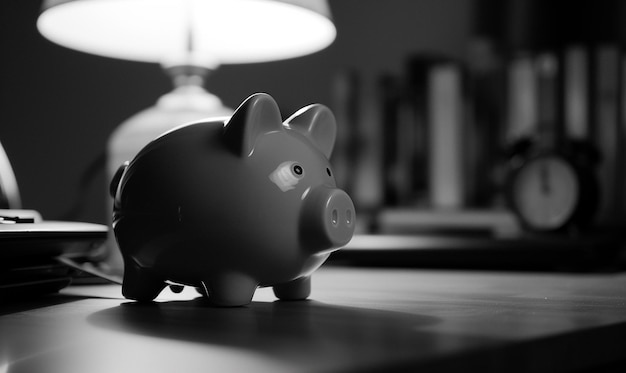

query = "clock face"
[512, 156, 580, 230]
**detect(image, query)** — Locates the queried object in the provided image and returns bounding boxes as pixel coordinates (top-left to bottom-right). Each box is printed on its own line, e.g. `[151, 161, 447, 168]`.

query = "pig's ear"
[285, 104, 336, 158]
[223, 93, 283, 157]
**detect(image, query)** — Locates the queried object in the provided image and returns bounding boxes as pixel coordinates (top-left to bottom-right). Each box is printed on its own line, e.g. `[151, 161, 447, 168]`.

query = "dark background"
[0, 0, 472, 225]
[3, 0, 625, 230]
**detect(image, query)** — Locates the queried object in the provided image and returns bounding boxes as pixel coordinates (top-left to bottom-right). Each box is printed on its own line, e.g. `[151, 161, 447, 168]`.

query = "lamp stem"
[165, 65, 210, 88]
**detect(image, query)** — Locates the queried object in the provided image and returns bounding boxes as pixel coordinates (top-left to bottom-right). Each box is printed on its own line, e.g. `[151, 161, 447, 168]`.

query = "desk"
[1, 266, 626, 372]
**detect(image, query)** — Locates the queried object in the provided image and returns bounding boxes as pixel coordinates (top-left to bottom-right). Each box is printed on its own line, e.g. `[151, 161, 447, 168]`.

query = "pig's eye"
[326, 168, 332, 177]
[292, 164, 304, 178]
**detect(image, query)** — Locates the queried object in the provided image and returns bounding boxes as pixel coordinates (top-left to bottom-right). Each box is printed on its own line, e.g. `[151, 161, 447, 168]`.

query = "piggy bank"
[110, 93, 355, 306]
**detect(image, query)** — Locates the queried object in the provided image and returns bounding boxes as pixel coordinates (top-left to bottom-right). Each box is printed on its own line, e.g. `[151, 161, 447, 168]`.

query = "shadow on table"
[87, 298, 453, 371]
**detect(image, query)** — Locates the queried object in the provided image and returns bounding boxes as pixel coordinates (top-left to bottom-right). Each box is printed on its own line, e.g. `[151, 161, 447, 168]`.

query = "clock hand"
[540, 161, 551, 195]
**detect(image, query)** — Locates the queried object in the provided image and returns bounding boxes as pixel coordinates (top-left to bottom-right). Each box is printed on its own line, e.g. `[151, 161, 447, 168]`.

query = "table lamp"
[37, 0, 336, 272]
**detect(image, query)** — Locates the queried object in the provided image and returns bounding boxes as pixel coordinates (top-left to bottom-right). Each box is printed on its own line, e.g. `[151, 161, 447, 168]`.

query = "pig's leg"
[273, 276, 311, 300]
[122, 258, 166, 301]
[201, 272, 258, 307]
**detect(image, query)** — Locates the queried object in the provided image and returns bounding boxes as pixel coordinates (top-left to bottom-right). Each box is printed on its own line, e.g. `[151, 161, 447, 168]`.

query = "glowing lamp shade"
[37, 0, 336, 67]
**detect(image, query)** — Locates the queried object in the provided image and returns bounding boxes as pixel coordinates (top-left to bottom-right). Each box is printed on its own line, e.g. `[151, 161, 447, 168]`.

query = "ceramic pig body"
[111, 93, 355, 306]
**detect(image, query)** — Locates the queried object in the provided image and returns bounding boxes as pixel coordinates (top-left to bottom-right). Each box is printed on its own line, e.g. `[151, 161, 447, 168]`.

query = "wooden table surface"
[2, 266, 626, 373]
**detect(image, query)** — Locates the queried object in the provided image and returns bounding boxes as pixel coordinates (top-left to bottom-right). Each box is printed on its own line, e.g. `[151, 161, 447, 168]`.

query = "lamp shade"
[37, 0, 336, 67]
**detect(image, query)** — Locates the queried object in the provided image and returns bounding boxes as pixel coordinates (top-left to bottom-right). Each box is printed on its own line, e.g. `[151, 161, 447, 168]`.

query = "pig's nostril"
[331, 209, 338, 225]
[346, 209, 352, 225]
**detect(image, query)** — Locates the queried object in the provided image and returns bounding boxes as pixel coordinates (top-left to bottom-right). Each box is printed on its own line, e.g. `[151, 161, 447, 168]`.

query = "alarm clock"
[505, 139, 599, 233]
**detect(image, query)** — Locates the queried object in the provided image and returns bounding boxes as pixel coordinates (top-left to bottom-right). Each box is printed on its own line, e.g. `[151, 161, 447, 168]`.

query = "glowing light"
[37, 0, 336, 66]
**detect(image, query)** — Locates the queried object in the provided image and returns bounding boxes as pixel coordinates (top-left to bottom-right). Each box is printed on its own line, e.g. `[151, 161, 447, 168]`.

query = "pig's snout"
[324, 189, 355, 246]
[301, 187, 356, 251]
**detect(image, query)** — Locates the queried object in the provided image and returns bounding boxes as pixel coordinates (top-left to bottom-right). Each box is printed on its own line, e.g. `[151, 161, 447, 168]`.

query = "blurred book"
[593, 45, 622, 226]
[428, 62, 465, 209]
